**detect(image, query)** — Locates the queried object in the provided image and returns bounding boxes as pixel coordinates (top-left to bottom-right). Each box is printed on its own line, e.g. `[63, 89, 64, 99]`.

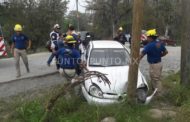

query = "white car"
[81, 40, 156, 105]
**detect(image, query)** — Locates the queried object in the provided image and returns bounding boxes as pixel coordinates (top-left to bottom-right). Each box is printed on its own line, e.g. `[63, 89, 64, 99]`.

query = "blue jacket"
[142, 40, 167, 64]
[56, 47, 80, 69]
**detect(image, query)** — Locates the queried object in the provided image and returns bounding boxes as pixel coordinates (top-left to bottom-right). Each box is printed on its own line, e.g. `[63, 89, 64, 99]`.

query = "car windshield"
[89, 48, 130, 67]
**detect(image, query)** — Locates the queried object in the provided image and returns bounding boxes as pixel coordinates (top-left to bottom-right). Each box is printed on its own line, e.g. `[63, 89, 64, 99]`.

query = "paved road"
[0, 52, 57, 83]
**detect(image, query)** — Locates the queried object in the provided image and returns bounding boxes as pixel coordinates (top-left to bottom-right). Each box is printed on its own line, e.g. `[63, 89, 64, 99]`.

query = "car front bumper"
[81, 86, 125, 105]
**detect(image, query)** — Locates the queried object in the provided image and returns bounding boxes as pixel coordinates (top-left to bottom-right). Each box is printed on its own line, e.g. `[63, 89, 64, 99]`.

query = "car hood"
[85, 66, 146, 94]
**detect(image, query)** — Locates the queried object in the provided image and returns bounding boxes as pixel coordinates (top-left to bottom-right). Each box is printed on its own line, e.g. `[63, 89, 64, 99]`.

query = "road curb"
[0, 71, 58, 85]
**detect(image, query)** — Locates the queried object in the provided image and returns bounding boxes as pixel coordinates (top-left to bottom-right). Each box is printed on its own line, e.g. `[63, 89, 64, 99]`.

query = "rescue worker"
[47, 24, 60, 69]
[140, 29, 168, 96]
[67, 25, 80, 49]
[114, 27, 127, 45]
[57, 35, 81, 76]
[11, 24, 32, 78]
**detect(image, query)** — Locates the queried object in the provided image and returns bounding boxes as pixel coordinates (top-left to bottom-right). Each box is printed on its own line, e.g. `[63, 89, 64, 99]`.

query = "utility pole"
[127, 0, 144, 103]
[76, 0, 80, 31]
[180, 0, 190, 85]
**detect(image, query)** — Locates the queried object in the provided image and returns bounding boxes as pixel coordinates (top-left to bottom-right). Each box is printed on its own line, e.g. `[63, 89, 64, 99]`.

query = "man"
[47, 24, 60, 69]
[57, 35, 81, 76]
[140, 29, 168, 96]
[79, 32, 91, 62]
[67, 25, 80, 49]
[114, 27, 127, 45]
[11, 24, 31, 78]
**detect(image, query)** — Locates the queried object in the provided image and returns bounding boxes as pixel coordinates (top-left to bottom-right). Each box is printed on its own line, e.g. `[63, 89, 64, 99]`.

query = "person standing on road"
[47, 24, 60, 69]
[140, 29, 168, 96]
[11, 24, 31, 78]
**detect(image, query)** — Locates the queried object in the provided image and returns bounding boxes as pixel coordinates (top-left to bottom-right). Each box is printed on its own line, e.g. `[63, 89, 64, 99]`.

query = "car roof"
[91, 40, 124, 49]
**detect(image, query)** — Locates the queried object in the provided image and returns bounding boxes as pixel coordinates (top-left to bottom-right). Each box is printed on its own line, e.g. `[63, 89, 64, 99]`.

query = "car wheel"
[137, 88, 147, 103]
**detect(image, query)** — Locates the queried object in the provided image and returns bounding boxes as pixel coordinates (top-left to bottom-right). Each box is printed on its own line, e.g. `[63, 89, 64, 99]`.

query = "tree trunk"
[165, 25, 169, 38]
[127, 0, 144, 103]
[180, 0, 190, 86]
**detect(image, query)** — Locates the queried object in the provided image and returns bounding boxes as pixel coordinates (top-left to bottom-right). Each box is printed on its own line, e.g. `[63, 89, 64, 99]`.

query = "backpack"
[45, 40, 52, 52]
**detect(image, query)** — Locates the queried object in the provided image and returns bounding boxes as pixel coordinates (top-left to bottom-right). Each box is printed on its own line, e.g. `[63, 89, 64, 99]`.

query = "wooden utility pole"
[180, 0, 190, 85]
[76, 0, 80, 31]
[127, 0, 144, 103]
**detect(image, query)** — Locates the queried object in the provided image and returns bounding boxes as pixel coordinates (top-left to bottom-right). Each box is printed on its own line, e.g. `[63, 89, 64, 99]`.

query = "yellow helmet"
[146, 29, 157, 37]
[14, 24, 22, 31]
[118, 27, 123, 31]
[65, 35, 76, 44]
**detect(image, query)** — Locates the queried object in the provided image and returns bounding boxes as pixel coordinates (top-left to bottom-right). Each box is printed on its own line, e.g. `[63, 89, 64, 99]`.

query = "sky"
[68, 0, 87, 13]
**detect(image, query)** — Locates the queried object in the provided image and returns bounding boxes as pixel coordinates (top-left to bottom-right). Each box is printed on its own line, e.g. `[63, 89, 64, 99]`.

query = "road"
[0, 52, 57, 83]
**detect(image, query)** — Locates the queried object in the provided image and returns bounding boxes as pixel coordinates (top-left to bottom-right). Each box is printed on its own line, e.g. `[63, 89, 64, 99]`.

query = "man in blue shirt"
[57, 35, 81, 76]
[140, 29, 168, 96]
[11, 24, 32, 78]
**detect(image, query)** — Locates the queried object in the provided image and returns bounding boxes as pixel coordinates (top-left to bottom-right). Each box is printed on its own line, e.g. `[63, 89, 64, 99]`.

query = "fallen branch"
[40, 71, 111, 122]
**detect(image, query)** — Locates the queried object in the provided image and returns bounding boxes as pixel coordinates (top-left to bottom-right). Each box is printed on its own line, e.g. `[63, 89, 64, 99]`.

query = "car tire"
[137, 88, 147, 103]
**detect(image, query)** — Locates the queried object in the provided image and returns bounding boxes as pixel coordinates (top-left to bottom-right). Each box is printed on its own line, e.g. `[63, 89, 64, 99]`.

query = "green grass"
[2, 97, 154, 122]
[1, 73, 190, 122]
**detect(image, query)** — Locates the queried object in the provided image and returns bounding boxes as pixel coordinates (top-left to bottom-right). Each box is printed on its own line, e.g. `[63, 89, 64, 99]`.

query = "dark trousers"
[47, 53, 60, 69]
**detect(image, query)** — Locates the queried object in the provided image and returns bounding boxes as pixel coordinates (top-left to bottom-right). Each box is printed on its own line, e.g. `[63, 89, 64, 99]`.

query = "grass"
[1, 73, 190, 122]
[1, 96, 153, 122]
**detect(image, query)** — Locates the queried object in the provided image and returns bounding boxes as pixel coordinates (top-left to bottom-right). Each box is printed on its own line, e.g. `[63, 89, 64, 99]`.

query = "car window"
[89, 48, 130, 67]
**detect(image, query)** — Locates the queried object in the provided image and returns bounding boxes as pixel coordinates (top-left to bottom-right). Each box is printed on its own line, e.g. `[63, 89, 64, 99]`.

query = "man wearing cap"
[140, 29, 168, 96]
[11, 24, 32, 78]
[47, 24, 60, 69]
[114, 27, 127, 45]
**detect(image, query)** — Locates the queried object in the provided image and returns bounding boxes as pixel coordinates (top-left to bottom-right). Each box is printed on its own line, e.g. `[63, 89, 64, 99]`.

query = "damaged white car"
[81, 41, 156, 105]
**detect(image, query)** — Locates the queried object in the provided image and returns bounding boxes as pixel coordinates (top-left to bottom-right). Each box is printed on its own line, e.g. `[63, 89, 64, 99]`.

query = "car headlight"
[89, 85, 103, 98]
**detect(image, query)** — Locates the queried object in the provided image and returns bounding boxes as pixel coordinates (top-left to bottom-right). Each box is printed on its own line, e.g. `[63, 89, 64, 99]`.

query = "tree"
[66, 11, 90, 31]
[180, 0, 190, 86]
[0, 0, 68, 51]
[86, 0, 132, 39]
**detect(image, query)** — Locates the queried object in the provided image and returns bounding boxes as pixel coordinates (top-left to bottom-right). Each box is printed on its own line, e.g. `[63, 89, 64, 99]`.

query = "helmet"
[53, 24, 60, 29]
[14, 24, 22, 31]
[65, 35, 76, 44]
[118, 27, 123, 31]
[146, 29, 157, 37]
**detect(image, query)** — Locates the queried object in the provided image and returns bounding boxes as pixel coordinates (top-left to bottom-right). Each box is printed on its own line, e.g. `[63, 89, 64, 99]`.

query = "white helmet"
[53, 24, 60, 29]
